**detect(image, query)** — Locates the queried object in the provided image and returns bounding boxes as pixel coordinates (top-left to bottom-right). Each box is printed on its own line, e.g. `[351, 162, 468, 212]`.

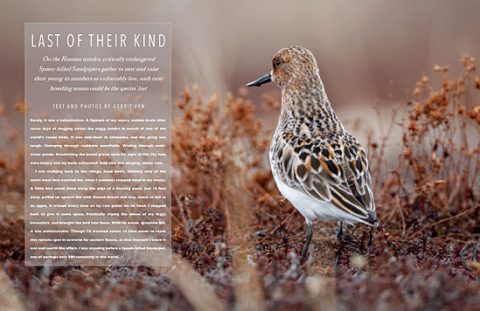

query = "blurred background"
[1, 0, 480, 139]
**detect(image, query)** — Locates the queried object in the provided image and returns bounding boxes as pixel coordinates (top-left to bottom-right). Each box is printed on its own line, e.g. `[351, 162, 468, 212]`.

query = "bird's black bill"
[246, 72, 271, 87]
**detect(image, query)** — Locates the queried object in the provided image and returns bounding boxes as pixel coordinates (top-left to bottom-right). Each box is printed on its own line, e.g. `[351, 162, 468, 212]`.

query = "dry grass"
[371, 55, 480, 239]
[0, 56, 479, 310]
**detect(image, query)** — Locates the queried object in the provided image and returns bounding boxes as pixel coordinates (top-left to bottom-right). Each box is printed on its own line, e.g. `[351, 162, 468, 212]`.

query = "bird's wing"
[272, 133, 376, 224]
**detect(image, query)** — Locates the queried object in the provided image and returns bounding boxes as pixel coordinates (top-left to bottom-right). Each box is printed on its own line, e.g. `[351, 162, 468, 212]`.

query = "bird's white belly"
[272, 171, 361, 224]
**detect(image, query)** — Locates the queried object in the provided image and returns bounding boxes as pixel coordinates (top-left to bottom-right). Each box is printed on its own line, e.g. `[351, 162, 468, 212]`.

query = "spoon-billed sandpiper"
[246, 46, 378, 259]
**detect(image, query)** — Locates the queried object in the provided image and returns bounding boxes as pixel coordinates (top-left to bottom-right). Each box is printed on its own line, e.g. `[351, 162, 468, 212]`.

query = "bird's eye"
[273, 59, 282, 68]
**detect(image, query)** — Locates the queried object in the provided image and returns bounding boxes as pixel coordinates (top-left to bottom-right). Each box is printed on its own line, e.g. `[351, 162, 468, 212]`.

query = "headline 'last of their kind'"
[30, 33, 166, 48]
[247, 46, 379, 260]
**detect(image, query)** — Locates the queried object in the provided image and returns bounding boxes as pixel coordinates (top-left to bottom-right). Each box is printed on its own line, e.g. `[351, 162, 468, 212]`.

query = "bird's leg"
[335, 222, 345, 267]
[301, 220, 313, 260]
[336, 222, 344, 241]
[367, 227, 374, 247]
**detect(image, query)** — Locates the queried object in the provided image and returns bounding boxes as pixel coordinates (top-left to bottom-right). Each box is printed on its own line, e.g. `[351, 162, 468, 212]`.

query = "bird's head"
[246, 46, 319, 89]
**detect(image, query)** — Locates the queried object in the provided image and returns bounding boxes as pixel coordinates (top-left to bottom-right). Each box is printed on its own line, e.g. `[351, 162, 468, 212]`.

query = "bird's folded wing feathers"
[274, 135, 375, 221]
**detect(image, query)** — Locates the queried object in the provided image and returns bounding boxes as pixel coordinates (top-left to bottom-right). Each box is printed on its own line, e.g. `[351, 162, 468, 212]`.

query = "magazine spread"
[0, 1, 479, 310]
